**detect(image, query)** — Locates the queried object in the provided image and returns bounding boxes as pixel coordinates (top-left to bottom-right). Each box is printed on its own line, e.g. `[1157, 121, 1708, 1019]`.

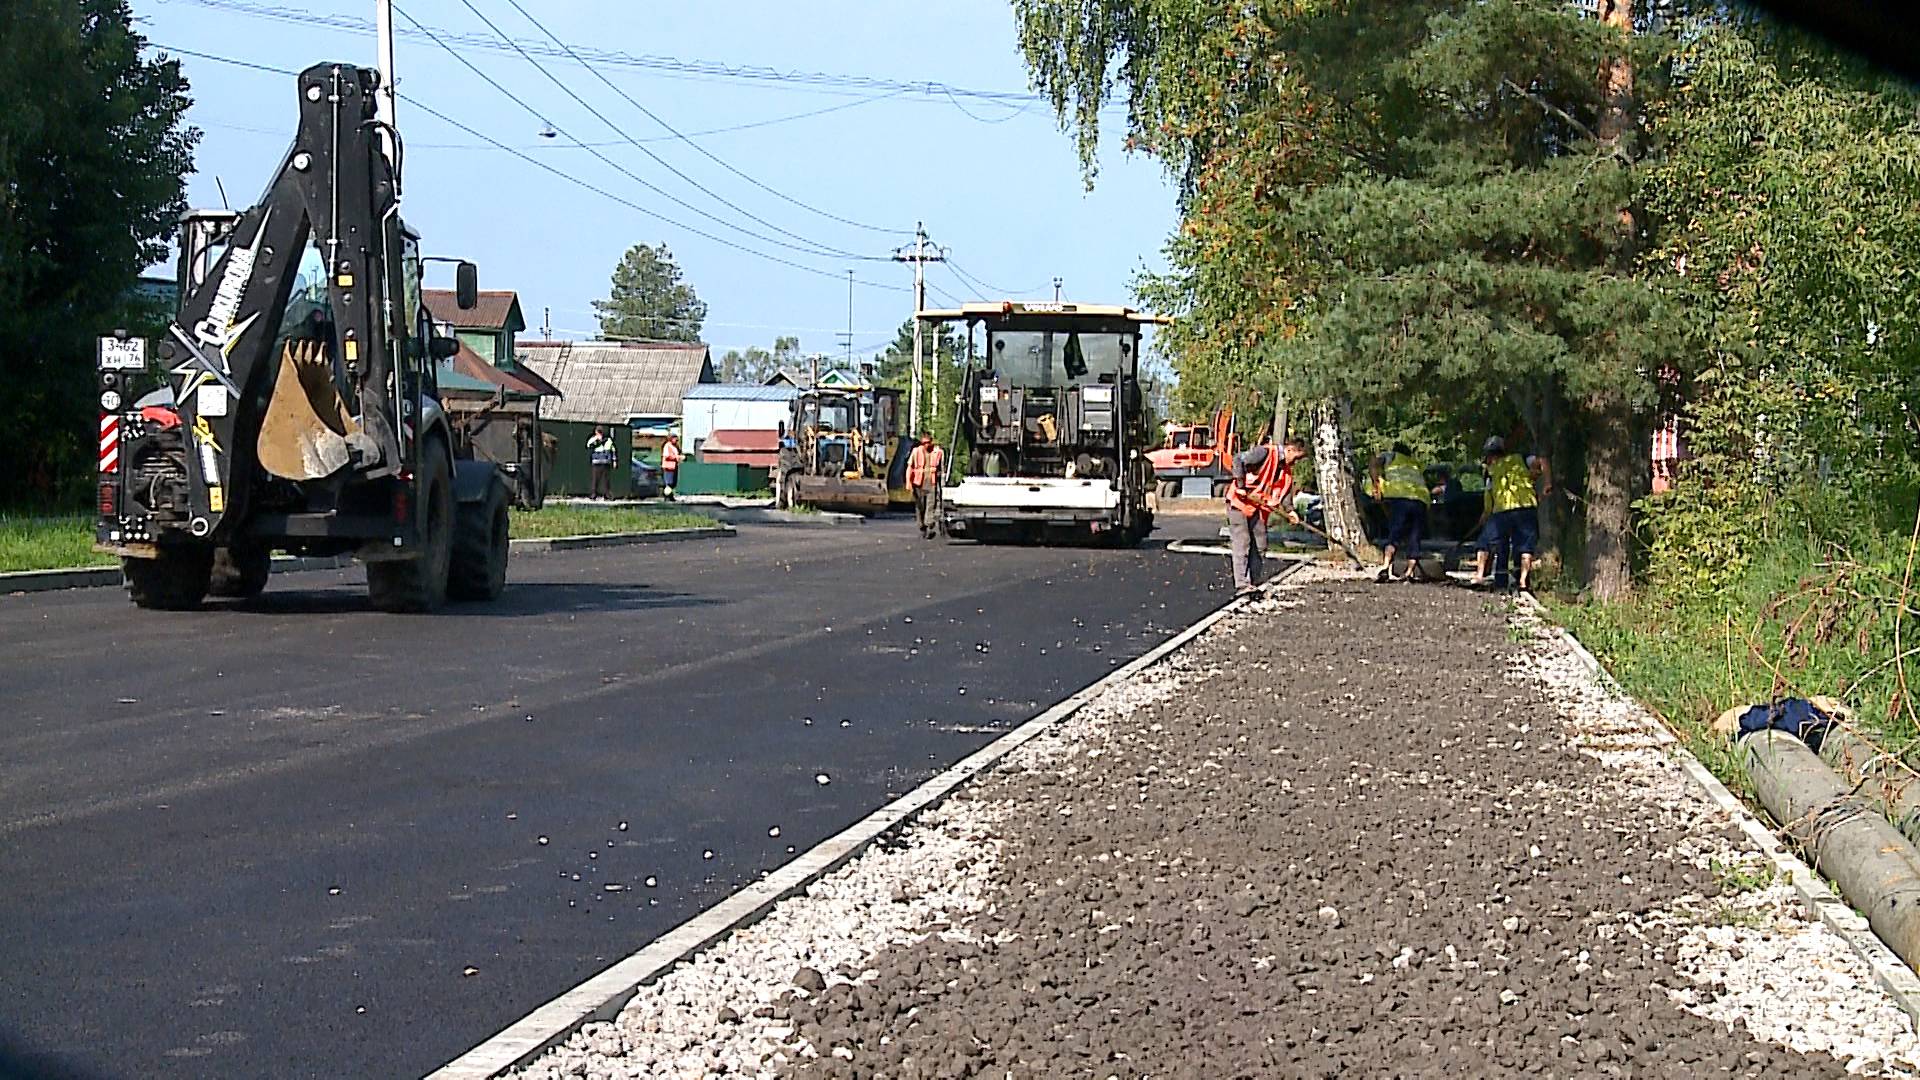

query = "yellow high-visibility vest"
[1487, 454, 1538, 512]
[1381, 453, 1427, 502]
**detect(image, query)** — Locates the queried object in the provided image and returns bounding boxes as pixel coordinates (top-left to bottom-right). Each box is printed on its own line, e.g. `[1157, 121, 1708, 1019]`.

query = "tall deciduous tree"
[1016, 0, 1684, 593]
[0, 0, 196, 507]
[593, 242, 707, 343]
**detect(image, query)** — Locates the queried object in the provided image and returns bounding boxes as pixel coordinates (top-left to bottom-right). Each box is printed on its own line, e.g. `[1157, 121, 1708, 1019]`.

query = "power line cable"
[495, 0, 908, 237]
[194, 89, 903, 150]
[413, 0, 887, 263]
[169, 0, 1131, 114]
[150, 43, 911, 295]
[944, 258, 1048, 299]
[938, 87, 1034, 125]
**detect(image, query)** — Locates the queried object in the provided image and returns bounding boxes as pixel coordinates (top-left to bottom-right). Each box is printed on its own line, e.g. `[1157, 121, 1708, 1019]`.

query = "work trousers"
[914, 485, 943, 537]
[1226, 507, 1268, 591]
[590, 463, 613, 499]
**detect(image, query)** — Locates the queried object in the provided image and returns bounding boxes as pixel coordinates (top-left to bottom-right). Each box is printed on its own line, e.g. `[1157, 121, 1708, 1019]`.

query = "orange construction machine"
[1148, 407, 1239, 499]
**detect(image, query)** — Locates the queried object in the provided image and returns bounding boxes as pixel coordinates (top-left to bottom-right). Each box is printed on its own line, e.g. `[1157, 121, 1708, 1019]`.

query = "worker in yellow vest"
[1369, 441, 1428, 582]
[1472, 436, 1551, 591]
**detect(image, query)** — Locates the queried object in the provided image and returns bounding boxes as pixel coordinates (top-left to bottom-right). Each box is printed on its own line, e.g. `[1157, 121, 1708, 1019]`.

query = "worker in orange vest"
[1225, 436, 1307, 595]
[660, 436, 682, 499]
[906, 432, 945, 540]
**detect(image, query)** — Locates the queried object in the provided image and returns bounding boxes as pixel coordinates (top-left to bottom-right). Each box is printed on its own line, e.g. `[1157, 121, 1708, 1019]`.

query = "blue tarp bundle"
[1736, 698, 1836, 751]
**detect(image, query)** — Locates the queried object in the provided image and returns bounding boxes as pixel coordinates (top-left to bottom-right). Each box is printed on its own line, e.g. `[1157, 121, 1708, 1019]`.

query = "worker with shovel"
[1226, 437, 1308, 596]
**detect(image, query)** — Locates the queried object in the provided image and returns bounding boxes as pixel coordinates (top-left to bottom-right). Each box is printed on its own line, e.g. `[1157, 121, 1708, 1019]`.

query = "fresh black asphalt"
[0, 515, 1232, 1079]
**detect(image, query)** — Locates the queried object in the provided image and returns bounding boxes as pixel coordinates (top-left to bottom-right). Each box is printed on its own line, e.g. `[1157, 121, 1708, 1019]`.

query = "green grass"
[1710, 857, 1779, 895]
[1548, 499, 1920, 798]
[0, 507, 719, 575]
[508, 505, 716, 539]
[0, 515, 114, 573]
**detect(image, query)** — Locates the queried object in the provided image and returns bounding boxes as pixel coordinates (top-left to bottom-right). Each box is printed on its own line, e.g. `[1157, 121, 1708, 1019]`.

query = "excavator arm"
[159, 62, 412, 540]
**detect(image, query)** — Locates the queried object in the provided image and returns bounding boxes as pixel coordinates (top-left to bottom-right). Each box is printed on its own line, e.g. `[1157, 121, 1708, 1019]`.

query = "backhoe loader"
[93, 62, 511, 611]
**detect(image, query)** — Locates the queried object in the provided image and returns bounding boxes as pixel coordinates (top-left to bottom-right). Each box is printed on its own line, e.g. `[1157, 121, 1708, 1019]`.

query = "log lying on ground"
[1743, 730, 1920, 976]
[1820, 728, 1920, 848]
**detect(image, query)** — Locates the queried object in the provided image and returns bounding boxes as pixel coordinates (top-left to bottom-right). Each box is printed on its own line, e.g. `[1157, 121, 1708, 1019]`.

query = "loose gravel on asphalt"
[516, 568, 1920, 1079]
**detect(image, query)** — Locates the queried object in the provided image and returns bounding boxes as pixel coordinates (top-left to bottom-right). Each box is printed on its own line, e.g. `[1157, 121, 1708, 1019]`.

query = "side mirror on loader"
[456, 261, 479, 310]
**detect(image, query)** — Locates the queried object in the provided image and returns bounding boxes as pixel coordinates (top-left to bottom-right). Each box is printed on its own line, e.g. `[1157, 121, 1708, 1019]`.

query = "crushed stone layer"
[514, 576, 1920, 1079]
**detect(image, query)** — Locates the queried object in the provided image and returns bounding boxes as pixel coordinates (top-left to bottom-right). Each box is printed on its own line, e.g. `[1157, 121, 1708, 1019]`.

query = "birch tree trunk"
[1311, 399, 1380, 562]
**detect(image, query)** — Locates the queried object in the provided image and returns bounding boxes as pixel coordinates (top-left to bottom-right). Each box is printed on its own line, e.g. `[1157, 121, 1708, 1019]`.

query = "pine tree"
[0, 0, 196, 506]
[593, 243, 707, 343]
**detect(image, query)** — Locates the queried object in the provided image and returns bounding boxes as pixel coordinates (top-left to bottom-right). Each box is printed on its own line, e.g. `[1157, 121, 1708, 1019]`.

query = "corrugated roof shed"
[424, 289, 525, 333]
[519, 340, 716, 423]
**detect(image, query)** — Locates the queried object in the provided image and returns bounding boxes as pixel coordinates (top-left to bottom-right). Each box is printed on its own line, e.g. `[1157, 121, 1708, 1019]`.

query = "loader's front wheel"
[208, 542, 271, 600]
[449, 483, 510, 602]
[124, 546, 213, 610]
[368, 444, 452, 613]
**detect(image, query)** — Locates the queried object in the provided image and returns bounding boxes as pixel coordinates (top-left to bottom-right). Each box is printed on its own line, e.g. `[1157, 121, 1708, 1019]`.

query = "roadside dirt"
[774, 579, 1856, 1078]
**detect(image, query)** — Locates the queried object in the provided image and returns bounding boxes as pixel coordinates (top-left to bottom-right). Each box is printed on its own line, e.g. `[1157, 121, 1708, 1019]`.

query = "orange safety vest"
[907, 444, 944, 488]
[661, 441, 681, 469]
[1228, 449, 1284, 520]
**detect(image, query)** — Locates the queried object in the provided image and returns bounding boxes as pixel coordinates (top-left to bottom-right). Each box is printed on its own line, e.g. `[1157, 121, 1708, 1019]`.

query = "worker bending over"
[1369, 441, 1428, 582]
[906, 432, 945, 540]
[1225, 437, 1308, 596]
[1472, 436, 1551, 591]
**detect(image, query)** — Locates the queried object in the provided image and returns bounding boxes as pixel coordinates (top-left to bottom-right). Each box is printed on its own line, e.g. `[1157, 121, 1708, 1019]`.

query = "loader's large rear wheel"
[124, 546, 213, 610]
[449, 484, 510, 602]
[368, 444, 452, 613]
[208, 542, 271, 600]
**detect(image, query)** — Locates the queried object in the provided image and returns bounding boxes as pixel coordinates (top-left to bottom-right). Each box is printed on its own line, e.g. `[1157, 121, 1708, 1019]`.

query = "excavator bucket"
[790, 475, 890, 512]
[256, 339, 359, 480]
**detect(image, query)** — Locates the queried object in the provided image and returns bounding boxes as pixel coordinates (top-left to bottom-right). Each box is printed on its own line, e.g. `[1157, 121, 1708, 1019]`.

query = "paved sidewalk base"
[510, 573, 1920, 1080]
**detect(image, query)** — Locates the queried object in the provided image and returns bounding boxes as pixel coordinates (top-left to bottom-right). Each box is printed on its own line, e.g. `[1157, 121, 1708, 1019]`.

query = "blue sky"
[134, 0, 1178, 363]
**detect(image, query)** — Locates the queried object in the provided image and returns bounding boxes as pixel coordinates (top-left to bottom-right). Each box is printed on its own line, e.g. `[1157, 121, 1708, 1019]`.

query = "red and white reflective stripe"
[99, 414, 120, 473]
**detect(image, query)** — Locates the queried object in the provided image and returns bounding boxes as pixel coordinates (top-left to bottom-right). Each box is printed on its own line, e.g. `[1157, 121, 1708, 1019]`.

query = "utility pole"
[374, 0, 399, 166]
[542, 306, 551, 340]
[1053, 277, 1063, 303]
[845, 269, 854, 373]
[892, 222, 945, 432]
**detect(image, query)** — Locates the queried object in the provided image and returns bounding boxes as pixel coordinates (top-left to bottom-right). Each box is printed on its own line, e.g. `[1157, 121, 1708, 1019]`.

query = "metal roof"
[424, 289, 526, 333]
[683, 384, 798, 402]
[519, 341, 715, 423]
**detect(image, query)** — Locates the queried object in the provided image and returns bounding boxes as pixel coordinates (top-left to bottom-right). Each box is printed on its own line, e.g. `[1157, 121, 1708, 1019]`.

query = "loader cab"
[175, 209, 243, 311]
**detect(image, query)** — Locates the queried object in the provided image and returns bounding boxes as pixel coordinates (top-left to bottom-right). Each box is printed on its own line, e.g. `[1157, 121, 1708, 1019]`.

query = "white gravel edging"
[1511, 602, 1920, 1072]
[430, 563, 1308, 1079]
[1518, 594, 1920, 1025]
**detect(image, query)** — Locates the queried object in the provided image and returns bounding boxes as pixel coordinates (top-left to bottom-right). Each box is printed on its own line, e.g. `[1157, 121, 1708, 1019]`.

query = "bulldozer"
[773, 385, 912, 513]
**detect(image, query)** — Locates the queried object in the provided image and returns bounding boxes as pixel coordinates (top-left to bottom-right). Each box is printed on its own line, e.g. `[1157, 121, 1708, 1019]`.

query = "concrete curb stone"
[426, 561, 1310, 1079]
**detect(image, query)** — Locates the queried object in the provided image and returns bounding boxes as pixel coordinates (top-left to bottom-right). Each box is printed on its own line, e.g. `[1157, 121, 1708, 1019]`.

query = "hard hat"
[1482, 436, 1505, 457]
